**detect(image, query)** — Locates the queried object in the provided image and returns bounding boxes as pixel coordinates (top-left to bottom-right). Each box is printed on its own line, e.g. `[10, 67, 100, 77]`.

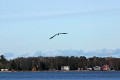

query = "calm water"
[0, 71, 120, 80]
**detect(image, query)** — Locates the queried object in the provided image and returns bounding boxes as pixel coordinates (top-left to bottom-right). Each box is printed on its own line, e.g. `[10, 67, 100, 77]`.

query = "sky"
[0, 0, 120, 58]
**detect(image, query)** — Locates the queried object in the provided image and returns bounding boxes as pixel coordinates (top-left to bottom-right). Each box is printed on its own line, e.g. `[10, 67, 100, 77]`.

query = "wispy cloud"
[3, 48, 120, 59]
[1, 8, 119, 21]
[39, 49, 120, 57]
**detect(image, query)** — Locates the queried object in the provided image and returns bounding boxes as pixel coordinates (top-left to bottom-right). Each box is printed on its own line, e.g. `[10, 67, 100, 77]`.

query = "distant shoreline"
[0, 70, 117, 72]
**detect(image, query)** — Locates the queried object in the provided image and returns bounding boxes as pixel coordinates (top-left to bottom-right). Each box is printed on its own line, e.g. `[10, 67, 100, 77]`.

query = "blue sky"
[0, 0, 120, 58]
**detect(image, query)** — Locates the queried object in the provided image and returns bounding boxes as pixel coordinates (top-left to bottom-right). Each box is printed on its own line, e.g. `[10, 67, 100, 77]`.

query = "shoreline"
[0, 70, 117, 72]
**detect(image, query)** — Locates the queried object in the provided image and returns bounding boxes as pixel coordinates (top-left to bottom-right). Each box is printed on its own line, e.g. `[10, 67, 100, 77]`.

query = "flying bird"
[49, 33, 68, 39]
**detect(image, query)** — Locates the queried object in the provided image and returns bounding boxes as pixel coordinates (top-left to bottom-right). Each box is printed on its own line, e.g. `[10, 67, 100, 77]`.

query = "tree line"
[0, 55, 120, 71]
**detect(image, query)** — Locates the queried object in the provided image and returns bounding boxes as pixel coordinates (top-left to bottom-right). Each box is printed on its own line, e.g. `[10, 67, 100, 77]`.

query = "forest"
[0, 55, 120, 71]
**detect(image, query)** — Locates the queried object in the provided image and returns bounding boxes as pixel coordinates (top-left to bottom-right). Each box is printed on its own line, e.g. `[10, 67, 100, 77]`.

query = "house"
[1, 69, 9, 72]
[78, 68, 84, 71]
[61, 66, 70, 71]
[93, 66, 101, 71]
[32, 66, 37, 71]
[102, 65, 110, 71]
[78, 68, 80, 71]
[1, 69, 4, 71]
[4, 69, 9, 72]
[87, 68, 92, 71]
[49, 68, 56, 71]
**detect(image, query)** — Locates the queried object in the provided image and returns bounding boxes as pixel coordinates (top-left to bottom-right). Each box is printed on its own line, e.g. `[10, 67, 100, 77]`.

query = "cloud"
[33, 49, 120, 57]
[1, 8, 119, 21]
[3, 52, 16, 59]
[3, 52, 34, 59]
[2, 48, 120, 59]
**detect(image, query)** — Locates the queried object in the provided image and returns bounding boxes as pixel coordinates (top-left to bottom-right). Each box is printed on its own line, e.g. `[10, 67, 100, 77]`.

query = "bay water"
[0, 71, 120, 80]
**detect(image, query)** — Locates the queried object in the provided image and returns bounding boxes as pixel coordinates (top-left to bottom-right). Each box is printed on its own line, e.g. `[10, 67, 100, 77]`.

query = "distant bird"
[49, 33, 68, 39]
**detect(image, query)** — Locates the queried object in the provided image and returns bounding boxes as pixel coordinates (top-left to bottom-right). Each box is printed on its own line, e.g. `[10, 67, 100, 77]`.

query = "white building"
[93, 66, 101, 71]
[61, 66, 70, 71]
[4, 69, 9, 71]
[1, 69, 9, 72]
[1, 69, 4, 71]
[87, 68, 92, 71]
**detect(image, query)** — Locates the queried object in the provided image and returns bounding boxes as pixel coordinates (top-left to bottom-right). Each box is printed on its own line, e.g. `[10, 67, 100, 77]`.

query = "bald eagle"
[49, 33, 68, 39]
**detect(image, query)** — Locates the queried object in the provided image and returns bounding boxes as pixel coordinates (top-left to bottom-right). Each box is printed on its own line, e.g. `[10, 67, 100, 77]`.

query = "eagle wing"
[49, 33, 68, 39]
[58, 33, 68, 34]
[49, 34, 58, 39]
